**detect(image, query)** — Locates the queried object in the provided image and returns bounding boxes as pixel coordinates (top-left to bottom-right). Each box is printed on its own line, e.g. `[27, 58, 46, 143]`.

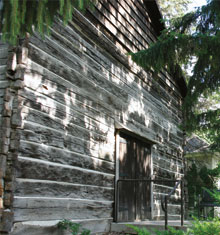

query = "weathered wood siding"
[0, 41, 9, 134]
[0, 41, 9, 224]
[3, 1, 185, 234]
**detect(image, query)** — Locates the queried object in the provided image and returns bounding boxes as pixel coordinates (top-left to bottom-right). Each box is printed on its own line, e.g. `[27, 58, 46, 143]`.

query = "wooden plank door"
[118, 132, 151, 222]
[135, 142, 151, 220]
[118, 133, 136, 221]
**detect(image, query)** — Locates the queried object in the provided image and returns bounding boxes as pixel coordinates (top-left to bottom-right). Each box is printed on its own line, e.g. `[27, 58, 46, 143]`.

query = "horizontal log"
[153, 153, 184, 172]
[19, 116, 114, 159]
[24, 58, 181, 129]
[21, 120, 115, 155]
[117, 0, 157, 40]
[97, 0, 151, 48]
[49, 24, 132, 90]
[21, 86, 114, 130]
[153, 192, 181, 204]
[99, 0, 153, 45]
[153, 203, 182, 216]
[152, 176, 181, 187]
[101, 0, 156, 43]
[153, 163, 183, 176]
[0, 65, 7, 75]
[11, 218, 112, 235]
[0, 98, 3, 106]
[52, 19, 182, 101]
[62, 19, 181, 113]
[15, 178, 114, 201]
[153, 214, 181, 220]
[20, 111, 182, 161]
[0, 81, 9, 89]
[20, 87, 114, 134]
[22, 70, 182, 146]
[20, 102, 183, 154]
[18, 140, 115, 172]
[16, 157, 114, 187]
[28, 38, 128, 104]
[153, 183, 181, 196]
[0, 47, 8, 59]
[153, 165, 183, 180]
[0, 58, 8, 66]
[89, 6, 143, 52]
[26, 44, 126, 114]
[70, 10, 183, 100]
[49, 18, 182, 114]
[13, 197, 113, 221]
[156, 145, 183, 159]
[21, 108, 113, 142]
[0, 87, 5, 94]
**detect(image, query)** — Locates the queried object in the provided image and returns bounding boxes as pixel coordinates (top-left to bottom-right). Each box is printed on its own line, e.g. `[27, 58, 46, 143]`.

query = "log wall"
[0, 41, 10, 233]
[0, 42, 9, 148]
[0, 1, 185, 234]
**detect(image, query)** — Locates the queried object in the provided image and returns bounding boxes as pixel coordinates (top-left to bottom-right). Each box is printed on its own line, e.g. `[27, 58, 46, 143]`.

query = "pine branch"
[0, 0, 97, 44]
[130, 0, 220, 150]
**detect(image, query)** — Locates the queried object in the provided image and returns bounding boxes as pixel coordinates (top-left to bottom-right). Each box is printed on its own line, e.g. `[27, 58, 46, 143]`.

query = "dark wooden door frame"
[115, 129, 154, 221]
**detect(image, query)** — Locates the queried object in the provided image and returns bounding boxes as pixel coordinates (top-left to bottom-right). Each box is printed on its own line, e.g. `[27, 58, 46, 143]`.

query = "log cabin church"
[0, 0, 187, 234]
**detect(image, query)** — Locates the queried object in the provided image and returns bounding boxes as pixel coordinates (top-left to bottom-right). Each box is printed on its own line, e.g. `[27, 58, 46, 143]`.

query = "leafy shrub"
[58, 219, 90, 235]
[126, 224, 151, 235]
[188, 217, 220, 235]
[127, 224, 185, 235]
[186, 162, 220, 217]
[204, 188, 220, 204]
[127, 217, 220, 235]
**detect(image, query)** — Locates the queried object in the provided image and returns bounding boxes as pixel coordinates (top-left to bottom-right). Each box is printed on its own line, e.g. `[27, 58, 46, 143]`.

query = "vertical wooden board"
[135, 141, 151, 220]
[136, 142, 143, 220]
[118, 138, 127, 221]
[127, 138, 136, 222]
[143, 145, 152, 219]
[118, 133, 152, 222]
[118, 135, 135, 222]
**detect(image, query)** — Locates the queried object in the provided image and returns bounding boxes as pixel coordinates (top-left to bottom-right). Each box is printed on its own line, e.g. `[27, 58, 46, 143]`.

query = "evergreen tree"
[0, 0, 219, 149]
[130, 0, 220, 150]
[0, 0, 96, 44]
[194, 91, 220, 146]
[158, 0, 192, 19]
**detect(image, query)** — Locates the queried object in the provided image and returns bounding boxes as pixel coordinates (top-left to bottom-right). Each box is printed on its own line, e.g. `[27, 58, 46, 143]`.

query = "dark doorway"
[117, 132, 151, 222]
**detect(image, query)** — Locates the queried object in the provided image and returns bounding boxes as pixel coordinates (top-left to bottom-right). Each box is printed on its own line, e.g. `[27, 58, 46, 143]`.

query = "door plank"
[118, 132, 151, 222]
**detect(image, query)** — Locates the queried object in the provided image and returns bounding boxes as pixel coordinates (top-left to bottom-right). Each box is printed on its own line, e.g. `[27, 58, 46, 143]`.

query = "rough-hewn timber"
[0, 1, 185, 234]
[0, 41, 12, 234]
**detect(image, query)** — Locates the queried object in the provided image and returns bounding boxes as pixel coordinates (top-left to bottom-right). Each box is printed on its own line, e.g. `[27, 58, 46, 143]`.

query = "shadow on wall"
[12, 5, 183, 232]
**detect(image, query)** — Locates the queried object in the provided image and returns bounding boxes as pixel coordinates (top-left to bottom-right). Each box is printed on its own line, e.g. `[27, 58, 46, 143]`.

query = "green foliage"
[204, 188, 220, 204]
[186, 162, 220, 214]
[194, 91, 220, 146]
[188, 217, 220, 235]
[127, 224, 186, 235]
[127, 224, 151, 235]
[0, 0, 96, 44]
[128, 218, 220, 235]
[164, 227, 185, 235]
[57, 219, 91, 235]
[158, 0, 192, 19]
[129, 0, 220, 150]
